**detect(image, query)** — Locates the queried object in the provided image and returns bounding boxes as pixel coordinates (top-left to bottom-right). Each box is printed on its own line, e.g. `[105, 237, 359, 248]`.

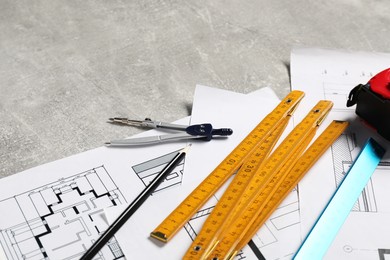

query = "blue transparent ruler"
[294, 138, 386, 260]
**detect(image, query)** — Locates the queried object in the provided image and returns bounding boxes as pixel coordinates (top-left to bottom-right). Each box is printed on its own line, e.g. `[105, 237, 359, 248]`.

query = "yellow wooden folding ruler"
[183, 114, 291, 259]
[150, 89, 349, 260]
[206, 120, 348, 260]
[234, 120, 349, 257]
[183, 100, 334, 260]
[150, 90, 305, 242]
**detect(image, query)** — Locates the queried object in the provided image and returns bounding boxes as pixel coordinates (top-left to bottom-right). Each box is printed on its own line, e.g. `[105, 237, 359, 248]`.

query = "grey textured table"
[1, 1, 389, 178]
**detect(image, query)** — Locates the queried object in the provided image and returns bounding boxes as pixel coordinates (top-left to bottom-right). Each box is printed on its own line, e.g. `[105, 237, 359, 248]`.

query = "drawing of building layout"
[0, 166, 125, 260]
[330, 133, 379, 212]
[0, 146, 191, 260]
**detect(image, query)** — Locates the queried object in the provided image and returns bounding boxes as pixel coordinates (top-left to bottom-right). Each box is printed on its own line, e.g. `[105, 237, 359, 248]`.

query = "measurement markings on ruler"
[207, 100, 333, 260]
[183, 117, 290, 259]
[150, 91, 305, 243]
[233, 120, 349, 258]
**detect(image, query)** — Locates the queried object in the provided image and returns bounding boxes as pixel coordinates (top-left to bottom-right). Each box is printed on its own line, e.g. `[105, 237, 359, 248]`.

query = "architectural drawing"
[320, 83, 390, 259]
[249, 187, 301, 260]
[254, 188, 300, 247]
[0, 147, 189, 260]
[132, 149, 185, 193]
[330, 133, 379, 212]
[0, 166, 125, 260]
[327, 133, 390, 259]
[291, 49, 390, 260]
[180, 185, 301, 260]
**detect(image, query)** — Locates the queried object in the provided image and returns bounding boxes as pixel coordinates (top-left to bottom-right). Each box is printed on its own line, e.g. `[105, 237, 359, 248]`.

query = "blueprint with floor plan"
[0, 128, 186, 260]
[0, 166, 125, 260]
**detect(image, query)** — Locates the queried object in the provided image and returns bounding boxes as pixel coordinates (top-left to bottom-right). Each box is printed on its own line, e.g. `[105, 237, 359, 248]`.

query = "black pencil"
[80, 145, 190, 260]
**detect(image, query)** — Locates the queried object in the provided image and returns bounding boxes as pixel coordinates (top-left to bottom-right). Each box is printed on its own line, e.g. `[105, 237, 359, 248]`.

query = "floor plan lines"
[248, 188, 301, 260]
[132, 149, 185, 193]
[183, 206, 213, 241]
[0, 166, 125, 260]
[253, 191, 300, 249]
[330, 133, 379, 212]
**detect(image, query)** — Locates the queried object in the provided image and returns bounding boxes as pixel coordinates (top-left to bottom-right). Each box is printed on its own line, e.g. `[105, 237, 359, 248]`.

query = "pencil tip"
[182, 144, 191, 153]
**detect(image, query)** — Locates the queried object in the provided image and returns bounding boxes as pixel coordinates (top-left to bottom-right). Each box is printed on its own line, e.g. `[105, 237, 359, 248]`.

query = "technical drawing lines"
[182, 189, 301, 260]
[378, 248, 390, 260]
[182, 203, 247, 259]
[0, 166, 125, 260]
[184, 205, 214, 241]
[132, 149, 185, 193]
[322, 82, 355, 112]
[320, 68, 376, 112]
[331, 133, 356, 188]
[321, 69, 374, 79]
[342, 245, 390, 260]
[330, 133, 378, 213]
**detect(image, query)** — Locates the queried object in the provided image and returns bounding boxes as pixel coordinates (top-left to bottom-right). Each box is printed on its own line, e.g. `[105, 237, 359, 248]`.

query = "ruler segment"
[234, 120, 349, 256]
[183, 117, 290, 259]
[207, 100, 333, 260]
[293, 137, 385, 260]
[150, 91, 305, 242]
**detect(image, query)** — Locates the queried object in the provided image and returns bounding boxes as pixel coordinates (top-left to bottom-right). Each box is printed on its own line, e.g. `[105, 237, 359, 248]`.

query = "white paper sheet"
[290, 47, 390, 259]
[0, 118, 189, 259]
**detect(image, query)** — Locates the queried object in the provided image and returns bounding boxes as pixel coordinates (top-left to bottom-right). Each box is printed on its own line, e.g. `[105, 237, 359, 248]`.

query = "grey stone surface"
[1, 0, 389, 177]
